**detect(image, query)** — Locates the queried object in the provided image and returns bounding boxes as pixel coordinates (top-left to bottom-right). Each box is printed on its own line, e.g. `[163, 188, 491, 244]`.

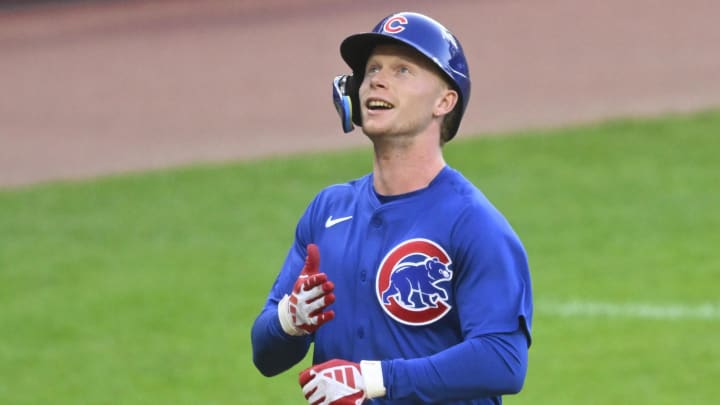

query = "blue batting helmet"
[339, 12, 471, 141]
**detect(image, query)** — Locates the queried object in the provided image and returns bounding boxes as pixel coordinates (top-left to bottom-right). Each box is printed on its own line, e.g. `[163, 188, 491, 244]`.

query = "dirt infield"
[1, 0, 719, 187]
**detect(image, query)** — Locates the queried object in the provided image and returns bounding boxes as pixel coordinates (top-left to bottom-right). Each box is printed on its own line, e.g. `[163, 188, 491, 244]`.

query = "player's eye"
[366, 65, 381, 75]
[398, 66, 410, 74]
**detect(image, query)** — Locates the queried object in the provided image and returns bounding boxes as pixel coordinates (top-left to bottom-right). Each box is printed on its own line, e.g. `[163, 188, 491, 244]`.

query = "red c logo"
[383, 15, 408, 34]
[375, 239, 454, 326]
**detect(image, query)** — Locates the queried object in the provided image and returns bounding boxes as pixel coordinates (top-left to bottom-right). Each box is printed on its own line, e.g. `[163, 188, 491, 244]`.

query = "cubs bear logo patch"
[376, 238, 453, 325]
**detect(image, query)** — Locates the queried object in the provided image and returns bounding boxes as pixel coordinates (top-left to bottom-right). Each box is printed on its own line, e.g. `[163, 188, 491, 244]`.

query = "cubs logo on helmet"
[382, 15, 408, 33]
[376, 238, 453, 326]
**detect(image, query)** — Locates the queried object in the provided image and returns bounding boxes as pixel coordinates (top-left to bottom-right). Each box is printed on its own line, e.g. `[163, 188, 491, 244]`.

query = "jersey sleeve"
[250, 196, 319, 376]
[383, 330, 529, 402]
[452, 202, 533, 343]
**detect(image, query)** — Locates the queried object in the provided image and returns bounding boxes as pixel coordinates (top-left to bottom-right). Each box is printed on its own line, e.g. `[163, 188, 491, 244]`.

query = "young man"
[251, 12, 533, 404]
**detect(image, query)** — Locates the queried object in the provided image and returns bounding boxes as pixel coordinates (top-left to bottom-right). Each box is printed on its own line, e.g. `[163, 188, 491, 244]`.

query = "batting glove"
[278, 244, 336, 336]
[299, 360, 387, 405]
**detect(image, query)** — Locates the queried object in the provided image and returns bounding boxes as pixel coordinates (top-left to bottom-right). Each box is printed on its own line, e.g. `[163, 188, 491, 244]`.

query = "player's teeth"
[368, 100, 394, 109]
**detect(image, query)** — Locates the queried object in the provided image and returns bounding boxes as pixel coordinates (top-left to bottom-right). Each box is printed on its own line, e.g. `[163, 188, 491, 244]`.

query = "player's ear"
[433, 88, 458, 118]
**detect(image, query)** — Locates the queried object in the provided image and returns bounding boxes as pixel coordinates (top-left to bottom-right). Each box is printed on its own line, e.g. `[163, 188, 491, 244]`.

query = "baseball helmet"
[336, 12, 471, 141]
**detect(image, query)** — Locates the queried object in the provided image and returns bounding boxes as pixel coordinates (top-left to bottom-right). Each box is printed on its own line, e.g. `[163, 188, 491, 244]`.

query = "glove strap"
[360, 360, 387, 398]
[278, 294, 305, 336]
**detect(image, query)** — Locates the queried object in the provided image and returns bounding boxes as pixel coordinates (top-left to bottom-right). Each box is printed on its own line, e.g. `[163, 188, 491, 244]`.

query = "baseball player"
[251, 12, 533, 404]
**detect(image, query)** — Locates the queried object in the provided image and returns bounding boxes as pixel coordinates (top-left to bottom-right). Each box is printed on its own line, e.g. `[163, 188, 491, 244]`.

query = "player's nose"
[369, 69, 389, 89]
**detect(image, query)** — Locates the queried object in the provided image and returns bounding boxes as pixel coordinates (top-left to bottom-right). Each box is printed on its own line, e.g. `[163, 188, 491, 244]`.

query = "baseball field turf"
[1, 110, 718, 404]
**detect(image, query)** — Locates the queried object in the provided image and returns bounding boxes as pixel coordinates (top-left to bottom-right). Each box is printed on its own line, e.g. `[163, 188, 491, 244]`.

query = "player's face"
[359, 44, 457, 140]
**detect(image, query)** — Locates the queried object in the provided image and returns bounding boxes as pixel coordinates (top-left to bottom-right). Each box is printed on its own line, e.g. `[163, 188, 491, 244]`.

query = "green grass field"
[1, 110, 719, 404]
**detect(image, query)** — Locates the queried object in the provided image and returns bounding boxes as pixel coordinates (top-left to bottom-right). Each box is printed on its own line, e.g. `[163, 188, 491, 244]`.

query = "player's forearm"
[381, 330, 528, 401]
[250, 307, 311, 377]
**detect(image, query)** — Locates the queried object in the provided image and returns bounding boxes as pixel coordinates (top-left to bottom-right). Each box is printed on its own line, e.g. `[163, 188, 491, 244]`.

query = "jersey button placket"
[357, 212, 379, 342]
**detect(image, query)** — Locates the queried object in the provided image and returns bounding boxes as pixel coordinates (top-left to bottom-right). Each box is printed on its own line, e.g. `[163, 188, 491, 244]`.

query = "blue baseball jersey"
[252, 165, 533, 404]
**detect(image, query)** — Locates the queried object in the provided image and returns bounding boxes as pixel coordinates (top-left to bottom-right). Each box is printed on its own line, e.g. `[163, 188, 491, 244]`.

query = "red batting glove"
[299, 359, 366, 405]
[279, 244, 336, 336]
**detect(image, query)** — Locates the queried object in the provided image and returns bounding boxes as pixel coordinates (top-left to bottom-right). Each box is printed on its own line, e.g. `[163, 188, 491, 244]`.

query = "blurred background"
[1, 1, 719, 404]
[2, 0, 719, 187]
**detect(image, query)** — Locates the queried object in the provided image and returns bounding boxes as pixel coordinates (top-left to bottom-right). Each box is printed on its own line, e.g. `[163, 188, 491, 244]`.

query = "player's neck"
[371, 136, 445, 196]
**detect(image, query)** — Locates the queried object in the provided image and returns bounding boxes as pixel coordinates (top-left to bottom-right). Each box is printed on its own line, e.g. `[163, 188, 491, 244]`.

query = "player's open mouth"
[366, 99, 394, 110]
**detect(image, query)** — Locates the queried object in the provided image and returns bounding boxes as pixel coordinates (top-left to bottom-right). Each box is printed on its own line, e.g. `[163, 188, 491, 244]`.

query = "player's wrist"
[360, 360, 386, 399]
[278, 294, 305, 336]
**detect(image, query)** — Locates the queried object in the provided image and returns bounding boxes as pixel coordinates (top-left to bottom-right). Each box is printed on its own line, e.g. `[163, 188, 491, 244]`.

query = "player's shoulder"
[311, 173, 371, 206]
[437, 166, 492, 208]
[440, 166, 515, 230]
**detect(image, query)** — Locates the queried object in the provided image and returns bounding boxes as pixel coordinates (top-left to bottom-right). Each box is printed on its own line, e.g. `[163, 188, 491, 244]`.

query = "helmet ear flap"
[332, 75, 361, 133]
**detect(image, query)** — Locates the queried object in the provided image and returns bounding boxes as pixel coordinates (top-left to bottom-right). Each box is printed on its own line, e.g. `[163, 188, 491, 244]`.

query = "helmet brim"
[340, 33, 407, 76]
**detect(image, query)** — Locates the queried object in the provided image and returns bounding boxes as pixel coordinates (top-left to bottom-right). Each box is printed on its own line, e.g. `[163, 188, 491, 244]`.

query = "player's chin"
[361, 126, 393, 139]
[360, 117, 394, 137]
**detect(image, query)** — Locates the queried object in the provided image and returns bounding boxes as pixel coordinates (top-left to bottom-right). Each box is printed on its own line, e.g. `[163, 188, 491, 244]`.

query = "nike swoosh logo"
[325, 215, 353, 228]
